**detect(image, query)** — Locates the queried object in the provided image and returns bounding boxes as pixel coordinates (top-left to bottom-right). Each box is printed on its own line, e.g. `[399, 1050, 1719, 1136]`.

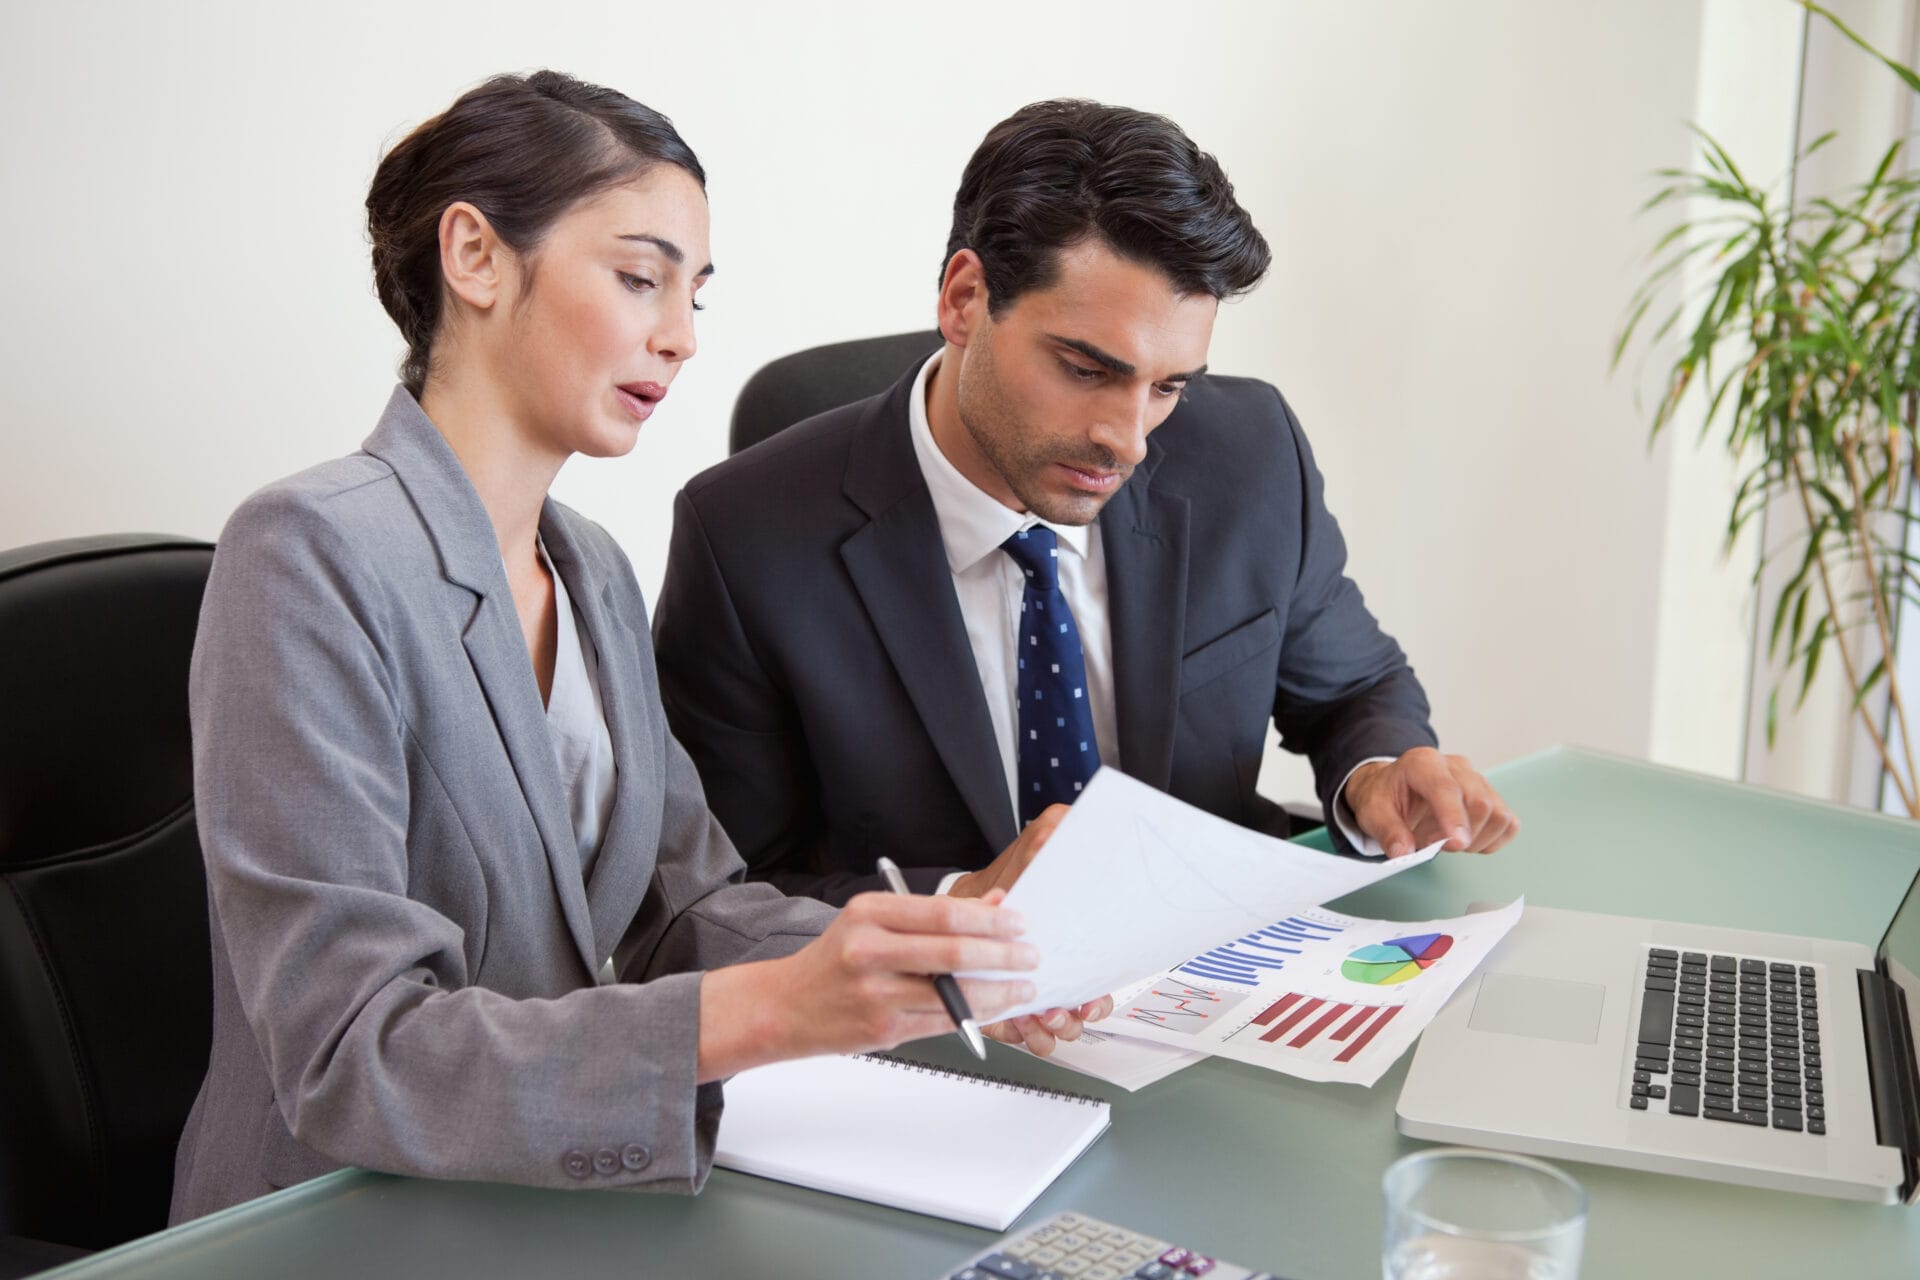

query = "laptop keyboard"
[1631, 947, 1824, 1135]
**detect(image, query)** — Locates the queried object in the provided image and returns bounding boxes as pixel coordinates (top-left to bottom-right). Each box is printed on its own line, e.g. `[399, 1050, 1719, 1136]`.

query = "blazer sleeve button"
[592, 1148, 620, 1176]
[561, 1150, 591, 1180]
[620, 1143, 652, 1172]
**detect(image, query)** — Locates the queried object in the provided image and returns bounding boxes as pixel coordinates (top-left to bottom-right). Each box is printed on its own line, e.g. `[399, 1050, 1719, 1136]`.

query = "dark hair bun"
[366, 71, 704, 395]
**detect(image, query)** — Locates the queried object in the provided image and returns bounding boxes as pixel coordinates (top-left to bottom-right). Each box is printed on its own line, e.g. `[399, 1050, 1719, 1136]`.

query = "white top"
[904, 353, 1385, 870]
[537, 538, 618, 881]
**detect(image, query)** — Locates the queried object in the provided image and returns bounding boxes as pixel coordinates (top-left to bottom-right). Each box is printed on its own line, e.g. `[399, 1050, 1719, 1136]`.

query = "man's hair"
[943, 99, 1271, 314]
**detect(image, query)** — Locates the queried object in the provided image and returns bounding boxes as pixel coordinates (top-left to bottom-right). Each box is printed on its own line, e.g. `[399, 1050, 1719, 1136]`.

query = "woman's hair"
[944, 99, 1270, 313]
[367, 70, 705, 396]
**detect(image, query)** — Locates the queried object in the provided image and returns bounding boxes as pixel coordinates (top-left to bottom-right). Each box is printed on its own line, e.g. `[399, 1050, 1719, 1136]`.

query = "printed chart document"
[1110, 899, 1526, 1086]
[1018, 1025, 1204, 1092]
[714, 1054, 1109, 1230]
[960, 768, 1438, 1021]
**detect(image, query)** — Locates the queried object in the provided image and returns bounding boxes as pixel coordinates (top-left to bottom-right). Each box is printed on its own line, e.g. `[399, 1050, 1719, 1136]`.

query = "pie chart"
[1340, 932, 1454, 985]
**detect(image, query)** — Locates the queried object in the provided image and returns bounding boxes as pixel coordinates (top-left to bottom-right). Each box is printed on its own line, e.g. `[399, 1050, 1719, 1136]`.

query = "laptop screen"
[1883, 862, 1920, 993]
[1881, 862, 1920, 1079]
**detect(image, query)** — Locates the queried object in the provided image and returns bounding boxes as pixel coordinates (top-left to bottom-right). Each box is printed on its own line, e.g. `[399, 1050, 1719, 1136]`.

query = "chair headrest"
[729, 329, 942, 455]
[0, 534, 213, 867]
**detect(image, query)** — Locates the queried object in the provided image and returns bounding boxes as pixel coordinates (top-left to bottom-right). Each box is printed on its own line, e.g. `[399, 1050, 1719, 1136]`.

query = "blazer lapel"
[840, 375, 1020, 852]
[360, 389, 601, 979]
[539, 508, 656, 965]
[1102, 440, 1190, 791]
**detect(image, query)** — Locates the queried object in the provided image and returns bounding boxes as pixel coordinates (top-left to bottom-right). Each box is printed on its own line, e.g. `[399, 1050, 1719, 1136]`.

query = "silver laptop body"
[1396, 874, 1920, 1204]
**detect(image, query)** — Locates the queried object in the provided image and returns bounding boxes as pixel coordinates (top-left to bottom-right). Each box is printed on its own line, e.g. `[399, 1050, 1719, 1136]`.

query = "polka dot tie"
[1001, 527, 1101, 825]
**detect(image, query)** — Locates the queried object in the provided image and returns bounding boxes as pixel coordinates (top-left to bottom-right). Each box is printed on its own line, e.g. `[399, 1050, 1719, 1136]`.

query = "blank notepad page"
[714, 1054, 1112, 1229]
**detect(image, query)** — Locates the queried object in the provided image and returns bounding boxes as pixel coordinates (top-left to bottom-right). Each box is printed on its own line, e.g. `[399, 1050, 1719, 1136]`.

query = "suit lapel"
[1102, 442, 1190, 791]
[539, 509, 656, 965]
[360, 389, 600, 979]
[840, 375, 1020, 852]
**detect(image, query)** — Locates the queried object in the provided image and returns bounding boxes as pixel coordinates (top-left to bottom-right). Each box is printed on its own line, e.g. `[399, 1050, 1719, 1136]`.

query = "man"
[654, 99, 1517, 915]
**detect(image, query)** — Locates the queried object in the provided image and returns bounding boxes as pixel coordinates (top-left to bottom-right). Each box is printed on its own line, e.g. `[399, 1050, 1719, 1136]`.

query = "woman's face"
[496, 166, 712, 460]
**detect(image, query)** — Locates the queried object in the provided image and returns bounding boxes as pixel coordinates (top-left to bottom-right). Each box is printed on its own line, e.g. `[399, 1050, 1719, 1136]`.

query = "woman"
[170, 71, 1092, 1222]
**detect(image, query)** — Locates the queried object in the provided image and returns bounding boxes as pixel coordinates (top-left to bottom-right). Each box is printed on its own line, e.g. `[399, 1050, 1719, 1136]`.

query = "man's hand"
[948, 804, 1069, 899]
[984, 994, 1115, 1056]
[1344, 747, 1519, 858]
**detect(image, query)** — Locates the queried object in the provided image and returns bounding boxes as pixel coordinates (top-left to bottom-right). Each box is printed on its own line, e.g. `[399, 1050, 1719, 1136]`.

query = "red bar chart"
[1242, 993, 1405, 1062]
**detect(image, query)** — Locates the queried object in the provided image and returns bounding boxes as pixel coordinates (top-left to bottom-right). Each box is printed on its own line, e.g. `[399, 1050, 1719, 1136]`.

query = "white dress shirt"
[904, 353, 1385, 880]
[536, 538, 618, 880]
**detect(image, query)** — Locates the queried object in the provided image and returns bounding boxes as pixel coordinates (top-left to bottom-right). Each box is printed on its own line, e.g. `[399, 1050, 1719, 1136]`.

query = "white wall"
[2, 1, 1712, 791]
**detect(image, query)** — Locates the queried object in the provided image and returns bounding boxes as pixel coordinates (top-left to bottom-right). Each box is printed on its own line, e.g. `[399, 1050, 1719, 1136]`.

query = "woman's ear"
[438, 201, 508, 312]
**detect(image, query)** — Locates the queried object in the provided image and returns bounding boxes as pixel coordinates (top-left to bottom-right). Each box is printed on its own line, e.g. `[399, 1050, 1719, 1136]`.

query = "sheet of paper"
[1109, 898, 1525, 1086]
[1016, 1026, 1204, 1092]
[959, 767, 1439, 1020]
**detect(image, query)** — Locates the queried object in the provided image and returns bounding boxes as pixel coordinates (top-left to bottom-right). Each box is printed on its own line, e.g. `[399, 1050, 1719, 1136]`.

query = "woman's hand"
[697, 889, 1037, 1081]
[984, 994, 1115, 1057]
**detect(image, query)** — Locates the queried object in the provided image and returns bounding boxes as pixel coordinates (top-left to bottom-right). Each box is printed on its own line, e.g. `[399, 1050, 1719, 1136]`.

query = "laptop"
[1395, 864, 1920, 1203]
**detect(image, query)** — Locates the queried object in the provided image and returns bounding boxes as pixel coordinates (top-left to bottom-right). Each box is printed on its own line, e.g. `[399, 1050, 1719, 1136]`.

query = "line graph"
[1122, 980, 1251, 1035]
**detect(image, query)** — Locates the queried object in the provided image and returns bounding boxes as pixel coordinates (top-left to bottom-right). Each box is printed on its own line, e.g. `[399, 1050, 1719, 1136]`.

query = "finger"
[842, 891, 1027, 938]
[1406, 764, 1471, 849]
[851, 930, 1040, 977]
[982, 1019, 1026, 1046]
[980, 887, 1009, 906]
[1017, 1014, 1057, 1057]
[1025, 804, 1070, 846]
[1479, 811, 1522, 854]
[954, 977, 1039, 1023]
[1046, 1010, 1088, 1043]
[1077, 994, 1114, 1023]
[1358, 793, 1418, 859]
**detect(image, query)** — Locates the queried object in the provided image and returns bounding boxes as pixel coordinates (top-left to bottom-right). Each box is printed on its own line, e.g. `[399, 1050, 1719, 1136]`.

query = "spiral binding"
[856, 1053, 1107, 1108]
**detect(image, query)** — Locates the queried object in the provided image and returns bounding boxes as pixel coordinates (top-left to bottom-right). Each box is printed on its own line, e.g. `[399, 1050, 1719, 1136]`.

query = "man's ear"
[936, 249, 990, 349]
[438, 201, 509, 313]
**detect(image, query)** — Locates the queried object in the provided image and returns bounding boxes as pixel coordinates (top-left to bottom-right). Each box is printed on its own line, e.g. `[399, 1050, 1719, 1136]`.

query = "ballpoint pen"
[874, 855, 989, 1059]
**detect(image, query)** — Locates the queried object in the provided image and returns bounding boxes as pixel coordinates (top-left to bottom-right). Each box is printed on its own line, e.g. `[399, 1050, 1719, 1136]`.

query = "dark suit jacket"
[653, 365, 1436, 904]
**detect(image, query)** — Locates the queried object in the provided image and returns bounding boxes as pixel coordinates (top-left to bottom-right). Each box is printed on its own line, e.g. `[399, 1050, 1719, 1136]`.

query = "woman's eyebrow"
[618, 233, 715, 277]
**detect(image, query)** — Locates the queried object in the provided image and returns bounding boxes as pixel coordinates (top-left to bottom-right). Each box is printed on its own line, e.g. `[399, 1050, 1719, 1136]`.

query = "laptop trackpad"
[1468, 974, 1606, 1044]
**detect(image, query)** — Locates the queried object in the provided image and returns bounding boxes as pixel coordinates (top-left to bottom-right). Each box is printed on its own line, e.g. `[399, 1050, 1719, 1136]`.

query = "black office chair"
[729, 329, 942, 455]
[0, 534, 216, 1276]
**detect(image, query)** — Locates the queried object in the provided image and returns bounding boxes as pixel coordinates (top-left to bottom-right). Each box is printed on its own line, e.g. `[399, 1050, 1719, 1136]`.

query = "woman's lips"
[615, 382, 668, 422]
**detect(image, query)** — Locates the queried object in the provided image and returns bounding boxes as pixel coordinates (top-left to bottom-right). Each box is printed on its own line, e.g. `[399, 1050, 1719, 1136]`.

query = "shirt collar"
[905, 350, 1092, 575]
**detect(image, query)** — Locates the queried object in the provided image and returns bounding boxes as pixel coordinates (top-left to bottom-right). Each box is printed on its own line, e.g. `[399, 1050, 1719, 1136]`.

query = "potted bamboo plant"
[1616, 2, 1920, 816]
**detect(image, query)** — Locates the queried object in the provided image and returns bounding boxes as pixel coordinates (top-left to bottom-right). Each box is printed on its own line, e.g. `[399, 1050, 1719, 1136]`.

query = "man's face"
[951, 239, 1217, 525]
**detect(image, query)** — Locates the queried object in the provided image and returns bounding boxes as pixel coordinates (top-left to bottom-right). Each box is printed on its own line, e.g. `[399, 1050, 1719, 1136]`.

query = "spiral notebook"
[713, 1053, 1111, 1229]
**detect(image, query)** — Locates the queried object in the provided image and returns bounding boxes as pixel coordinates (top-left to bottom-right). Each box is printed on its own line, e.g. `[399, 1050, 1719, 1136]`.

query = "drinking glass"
[1381, 1147, 1587, 1279]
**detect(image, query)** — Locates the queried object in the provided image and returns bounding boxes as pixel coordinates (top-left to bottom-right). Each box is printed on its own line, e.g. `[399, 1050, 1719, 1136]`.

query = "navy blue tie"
[1002, 527, 1101, 825]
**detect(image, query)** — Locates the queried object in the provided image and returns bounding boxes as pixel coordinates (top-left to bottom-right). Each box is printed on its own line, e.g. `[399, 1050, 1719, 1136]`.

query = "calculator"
[943, 1210, 1286, 1280]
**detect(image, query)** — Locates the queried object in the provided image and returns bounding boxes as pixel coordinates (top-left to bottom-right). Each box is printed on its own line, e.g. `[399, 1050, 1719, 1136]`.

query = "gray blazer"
[170, 388, 833, 1223]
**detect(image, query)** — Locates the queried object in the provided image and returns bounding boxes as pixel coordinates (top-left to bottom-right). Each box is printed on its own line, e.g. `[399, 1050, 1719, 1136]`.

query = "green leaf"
[1613, 294, 1654, 370]
[1804, 2, 1920, 97]
[1853, 656, 1888, 709]
[1767, 687, 1781, 747]
[1797, 615, 1832, 707]
[1802, 4, 1920, 96]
